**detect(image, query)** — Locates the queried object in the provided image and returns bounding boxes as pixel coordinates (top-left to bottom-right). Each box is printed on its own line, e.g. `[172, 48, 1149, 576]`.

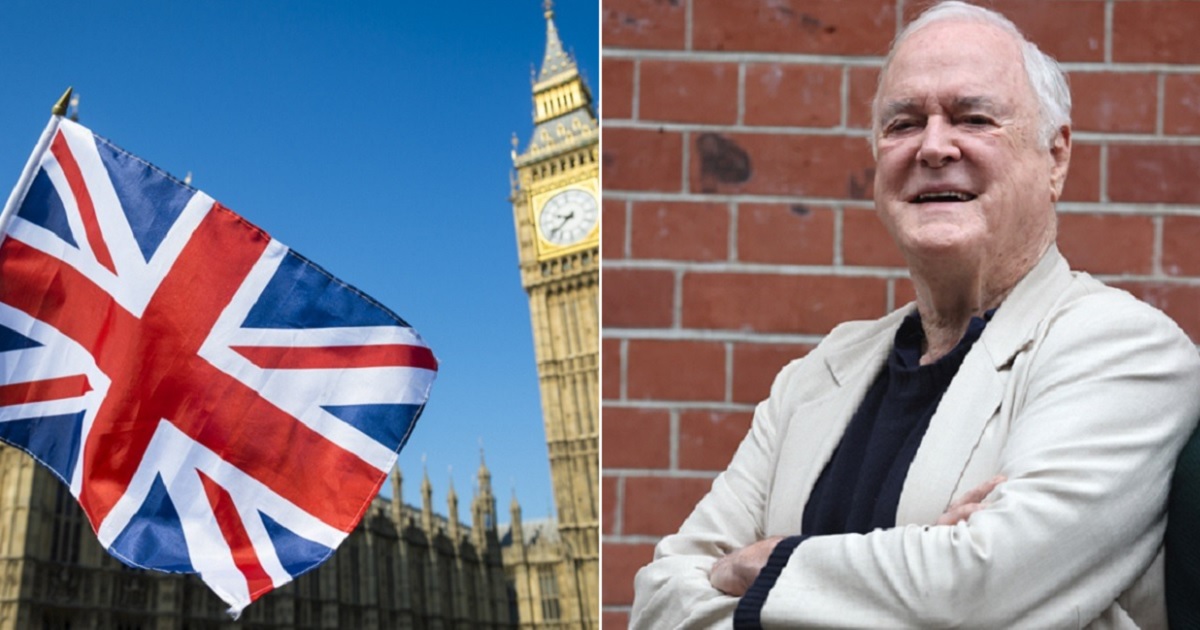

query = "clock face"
[538, 189, 598, 246]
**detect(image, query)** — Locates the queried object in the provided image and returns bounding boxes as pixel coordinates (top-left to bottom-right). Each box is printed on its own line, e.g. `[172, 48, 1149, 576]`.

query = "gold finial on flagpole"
[52, 87, 74, 117]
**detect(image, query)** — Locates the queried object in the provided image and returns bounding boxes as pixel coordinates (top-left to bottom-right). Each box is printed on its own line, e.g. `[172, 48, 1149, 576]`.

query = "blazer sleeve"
[629, 357, 808, 630]
[750, 295, 1200, 628]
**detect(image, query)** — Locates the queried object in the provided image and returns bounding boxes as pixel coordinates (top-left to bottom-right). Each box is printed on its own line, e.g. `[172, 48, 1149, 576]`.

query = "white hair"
[871, 1, 1071, 151]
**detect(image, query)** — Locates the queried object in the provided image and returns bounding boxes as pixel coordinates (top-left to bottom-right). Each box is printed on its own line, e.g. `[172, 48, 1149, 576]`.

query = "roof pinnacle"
[537, 1, 575, 83]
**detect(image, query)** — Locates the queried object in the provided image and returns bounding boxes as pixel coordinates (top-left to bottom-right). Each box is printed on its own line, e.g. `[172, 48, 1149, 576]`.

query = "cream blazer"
[631, 248, 1200, 629]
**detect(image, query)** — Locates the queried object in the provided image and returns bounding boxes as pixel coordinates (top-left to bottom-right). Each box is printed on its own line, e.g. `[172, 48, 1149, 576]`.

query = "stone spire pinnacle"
[420, 459, 434, 532]
[421, 457, 432, 504]
[447, 469, 460, 540]
[477, 443, 492, 489]
[509, 489, 525, 550]
[537, 1, 576, 84]
[390, 463, 404, 523]
[391, 464, 403, 502]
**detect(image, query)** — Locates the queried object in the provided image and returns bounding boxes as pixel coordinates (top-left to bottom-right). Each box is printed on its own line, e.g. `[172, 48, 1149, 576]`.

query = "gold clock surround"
[530, 181, 599, 260]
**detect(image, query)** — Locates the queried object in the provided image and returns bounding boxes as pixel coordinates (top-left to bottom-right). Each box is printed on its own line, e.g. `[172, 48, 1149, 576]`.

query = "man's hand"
[709, 536, 784, 596]
[937, 475, 1006, 526]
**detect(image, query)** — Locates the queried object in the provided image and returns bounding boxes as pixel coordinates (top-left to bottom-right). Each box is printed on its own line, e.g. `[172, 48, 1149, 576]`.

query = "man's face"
[872, 19, 1068, 274]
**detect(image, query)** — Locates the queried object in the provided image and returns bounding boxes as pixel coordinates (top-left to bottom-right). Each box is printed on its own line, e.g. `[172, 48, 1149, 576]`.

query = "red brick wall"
[600, 0, 1200, 626]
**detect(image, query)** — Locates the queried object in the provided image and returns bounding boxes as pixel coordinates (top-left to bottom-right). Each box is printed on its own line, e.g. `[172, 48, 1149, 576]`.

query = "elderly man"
[629, 2, 1200, 628]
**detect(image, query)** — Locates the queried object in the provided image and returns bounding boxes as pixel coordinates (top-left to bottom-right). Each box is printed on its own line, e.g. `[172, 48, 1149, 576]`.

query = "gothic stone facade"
[0, 448, 521, 630]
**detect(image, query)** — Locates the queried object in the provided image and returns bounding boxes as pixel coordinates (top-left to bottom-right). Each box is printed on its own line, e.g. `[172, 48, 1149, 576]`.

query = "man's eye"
[886, 120, 918, 133]
[962, 115, 994, 126]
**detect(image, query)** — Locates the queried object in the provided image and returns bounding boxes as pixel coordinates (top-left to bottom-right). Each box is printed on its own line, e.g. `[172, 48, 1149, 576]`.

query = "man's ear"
[1050, 125, 1072, 202]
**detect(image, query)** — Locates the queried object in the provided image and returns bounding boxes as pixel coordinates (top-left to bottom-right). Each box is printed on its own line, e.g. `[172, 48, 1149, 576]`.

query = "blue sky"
[0, 1, 598, 525]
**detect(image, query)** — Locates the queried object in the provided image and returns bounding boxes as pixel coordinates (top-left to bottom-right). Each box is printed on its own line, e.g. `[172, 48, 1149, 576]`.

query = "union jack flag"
[0, 116, 437, 615]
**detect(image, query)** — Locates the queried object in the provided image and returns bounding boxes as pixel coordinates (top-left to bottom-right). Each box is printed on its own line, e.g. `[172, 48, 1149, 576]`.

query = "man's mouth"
[910, 191, 977, 203]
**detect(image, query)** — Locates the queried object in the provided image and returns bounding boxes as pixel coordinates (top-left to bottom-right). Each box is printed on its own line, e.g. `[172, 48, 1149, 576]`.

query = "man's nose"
[916, 117, 961, 168]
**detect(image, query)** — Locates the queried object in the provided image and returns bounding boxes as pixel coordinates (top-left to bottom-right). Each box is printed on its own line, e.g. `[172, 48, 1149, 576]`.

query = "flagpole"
[0, 87, 71, 238]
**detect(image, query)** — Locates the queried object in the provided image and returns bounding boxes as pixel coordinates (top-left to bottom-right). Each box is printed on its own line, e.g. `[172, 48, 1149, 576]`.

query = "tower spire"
[537, 0, 576, 84]
[516, 1, 597, 164]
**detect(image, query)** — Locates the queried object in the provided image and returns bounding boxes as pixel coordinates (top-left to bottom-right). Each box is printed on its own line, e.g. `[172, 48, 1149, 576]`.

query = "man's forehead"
[888, 19, 1025, 75]
[897, 17, 1023, 53]
[878, 20, 1030, 103]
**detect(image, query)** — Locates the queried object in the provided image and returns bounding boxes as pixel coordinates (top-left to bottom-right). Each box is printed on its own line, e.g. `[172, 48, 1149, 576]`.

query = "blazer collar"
[976, 245, 1073, 370]
[823, 308, 910, 388]
[822, 245, 1072, 383]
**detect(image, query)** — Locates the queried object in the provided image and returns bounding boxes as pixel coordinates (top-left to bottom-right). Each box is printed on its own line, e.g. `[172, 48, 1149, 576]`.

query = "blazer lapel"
[896, 246, 1075, 525]
[895, 349, 1006, 525]
[768, 312, 904, 533]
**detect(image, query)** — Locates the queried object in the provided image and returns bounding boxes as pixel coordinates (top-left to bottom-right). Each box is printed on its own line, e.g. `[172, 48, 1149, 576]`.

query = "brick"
[1162, 216, 1200, 277]
[903, 1, 1105, 63]
[603, 58, 635, 121]
[893, 277, 917, 310]
[843, 208, 906, 268]
[683, 273, 888, 334]
[602, 612, 630, 630]
[603, 338, 622, 400]
[603, 269, 676, 329]
[1061, 142, 1100, 203]
[736, 203, 834, 266]
[1164, 74, 1200, 136]
[731, 343, 814, 404]
[744, 64, 842, 128]
[640, 61, 739, 125]
[1114, 282, 1200, 344]
[631, 201, 729, 262]
[1067, 72, 1157, 134]
[626, 339, 725, 402]
[1114, 2, 1200, 64]
[602, 0, 686, 50]
[603, 198, 627, 260]
[603, 127, 683, 193]
[689, 133, 876, 200]
[678, 410, 754, 471]
[847, 66, 881, 130]
[602, 476, 619, 534]
[1057, 213, 1154, 276]
[623, 476, 715, 536]
[1108, 145, 1200, 205]
[602, 542, 656, 605]
[695, 0, 895, 56]
[602, 408, 671, 469]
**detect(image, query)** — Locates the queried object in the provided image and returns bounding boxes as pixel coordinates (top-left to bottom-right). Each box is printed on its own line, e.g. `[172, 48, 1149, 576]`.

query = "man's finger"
[949, 475, 1006, 510]
[936, 501, 988, 526]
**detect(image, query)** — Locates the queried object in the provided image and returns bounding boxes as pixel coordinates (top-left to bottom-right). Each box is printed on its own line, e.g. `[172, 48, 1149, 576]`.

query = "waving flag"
[0, 115, 437, 615]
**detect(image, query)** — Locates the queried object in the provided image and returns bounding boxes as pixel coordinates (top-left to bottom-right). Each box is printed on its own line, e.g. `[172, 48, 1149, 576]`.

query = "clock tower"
[507, 1, 599, 627]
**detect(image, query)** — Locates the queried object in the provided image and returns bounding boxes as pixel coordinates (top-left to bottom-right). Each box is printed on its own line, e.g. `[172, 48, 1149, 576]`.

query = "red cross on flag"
[0, 112, 437, 615]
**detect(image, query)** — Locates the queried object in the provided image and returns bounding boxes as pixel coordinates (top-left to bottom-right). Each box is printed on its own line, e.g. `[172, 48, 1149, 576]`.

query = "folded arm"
[633, 297, 1200, 629]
